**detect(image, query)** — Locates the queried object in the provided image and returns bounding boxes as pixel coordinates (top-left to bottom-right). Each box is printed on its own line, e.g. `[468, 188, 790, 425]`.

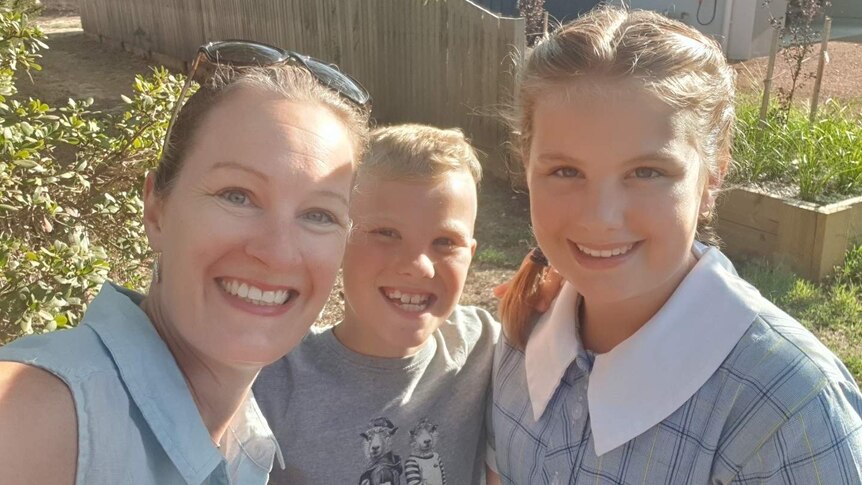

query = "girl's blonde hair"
[500, 6, 737, 349]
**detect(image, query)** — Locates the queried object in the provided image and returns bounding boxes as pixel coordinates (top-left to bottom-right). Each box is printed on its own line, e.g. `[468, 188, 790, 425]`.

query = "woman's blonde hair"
[500, 6, 737, 349]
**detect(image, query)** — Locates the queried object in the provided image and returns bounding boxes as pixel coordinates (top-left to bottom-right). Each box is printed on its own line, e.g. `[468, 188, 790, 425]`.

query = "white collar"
[524, 244, 767, 456]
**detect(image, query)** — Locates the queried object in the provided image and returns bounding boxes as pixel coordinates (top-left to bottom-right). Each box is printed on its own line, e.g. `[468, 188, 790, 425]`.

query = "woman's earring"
[153, 256, 162, 283]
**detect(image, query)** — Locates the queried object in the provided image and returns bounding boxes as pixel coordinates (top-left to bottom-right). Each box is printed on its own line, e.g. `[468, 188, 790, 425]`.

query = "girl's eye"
[219, 189, 252, 206]
[303, 210, 336, 226]
[632, 167, 662, 179]
[551, 167, 582, 178]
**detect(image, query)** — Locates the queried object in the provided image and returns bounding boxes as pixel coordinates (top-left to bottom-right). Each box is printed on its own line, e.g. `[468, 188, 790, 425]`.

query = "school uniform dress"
[0, 282, 284, 485]
[492, 245, 862, 484]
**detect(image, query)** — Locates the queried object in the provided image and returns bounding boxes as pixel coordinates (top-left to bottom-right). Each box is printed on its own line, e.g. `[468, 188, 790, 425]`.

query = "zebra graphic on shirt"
[404, 419, 446, 485]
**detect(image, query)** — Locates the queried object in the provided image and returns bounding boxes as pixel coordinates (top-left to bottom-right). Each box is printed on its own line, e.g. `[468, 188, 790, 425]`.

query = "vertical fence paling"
[80, 0, 525, 177]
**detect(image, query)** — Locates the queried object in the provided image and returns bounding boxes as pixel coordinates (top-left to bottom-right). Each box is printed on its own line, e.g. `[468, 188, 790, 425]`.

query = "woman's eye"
[303, 210, 336, 225]
[632, 167, 662, 179]
[371, 228, 398, 239]
[219, 189, 252, 206]
[551, 167, 582, 178]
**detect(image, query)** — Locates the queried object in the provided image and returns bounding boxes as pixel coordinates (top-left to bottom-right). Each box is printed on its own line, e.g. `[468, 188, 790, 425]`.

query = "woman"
[0, 41, 370, 484]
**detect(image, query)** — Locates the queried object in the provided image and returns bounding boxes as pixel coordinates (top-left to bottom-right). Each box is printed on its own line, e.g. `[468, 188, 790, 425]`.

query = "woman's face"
[526, 86, 712, 310]
[143, 87, 355, 366]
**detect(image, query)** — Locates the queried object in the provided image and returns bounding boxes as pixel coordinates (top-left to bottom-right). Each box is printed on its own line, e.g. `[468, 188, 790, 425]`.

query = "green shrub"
[732, 97, 862, 203]
[0, 2, 185, 340]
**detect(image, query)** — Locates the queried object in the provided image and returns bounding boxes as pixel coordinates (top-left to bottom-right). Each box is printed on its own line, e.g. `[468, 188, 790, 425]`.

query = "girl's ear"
[701, 159, 727, 216]
[142, 172, 166, 252]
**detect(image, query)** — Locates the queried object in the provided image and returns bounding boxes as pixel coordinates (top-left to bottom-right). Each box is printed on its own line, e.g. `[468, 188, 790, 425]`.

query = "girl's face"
[526, 86, 713, 309]
[143, 87, 356, 367]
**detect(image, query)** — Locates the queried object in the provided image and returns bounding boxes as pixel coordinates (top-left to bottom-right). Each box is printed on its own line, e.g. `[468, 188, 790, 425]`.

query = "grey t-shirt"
[254, 305, 500, 485]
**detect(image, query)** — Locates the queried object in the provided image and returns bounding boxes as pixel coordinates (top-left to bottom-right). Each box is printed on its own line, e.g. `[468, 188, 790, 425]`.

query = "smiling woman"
[0, 44, 370, 485]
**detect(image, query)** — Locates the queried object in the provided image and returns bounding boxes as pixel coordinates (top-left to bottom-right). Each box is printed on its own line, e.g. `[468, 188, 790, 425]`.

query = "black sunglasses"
[164, 39, 371, 147]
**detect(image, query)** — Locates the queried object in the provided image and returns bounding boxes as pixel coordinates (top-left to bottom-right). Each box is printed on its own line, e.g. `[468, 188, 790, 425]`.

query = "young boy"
[254, 124, 500, 485]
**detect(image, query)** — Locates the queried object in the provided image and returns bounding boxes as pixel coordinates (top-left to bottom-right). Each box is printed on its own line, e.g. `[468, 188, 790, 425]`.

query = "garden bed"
[716, 187, 862, 280]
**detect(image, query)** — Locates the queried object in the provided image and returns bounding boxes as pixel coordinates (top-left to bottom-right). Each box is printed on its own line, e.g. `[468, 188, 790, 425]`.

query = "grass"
[732, 97, 862, 203]
[473, 176, 535, 269]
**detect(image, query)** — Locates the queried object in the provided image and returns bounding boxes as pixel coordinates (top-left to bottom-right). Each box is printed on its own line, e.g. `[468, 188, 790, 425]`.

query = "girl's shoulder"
[728, 300, 855, 388]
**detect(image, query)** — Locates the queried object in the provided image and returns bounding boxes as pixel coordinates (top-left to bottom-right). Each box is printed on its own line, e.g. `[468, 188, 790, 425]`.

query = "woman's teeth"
[219, 279, 293, 306]
[576, 243, 635, 258]
[385, 289, 431, 312]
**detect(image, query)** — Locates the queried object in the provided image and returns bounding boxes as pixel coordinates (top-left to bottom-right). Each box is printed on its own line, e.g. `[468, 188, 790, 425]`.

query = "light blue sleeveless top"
[0, 282, 284, 485]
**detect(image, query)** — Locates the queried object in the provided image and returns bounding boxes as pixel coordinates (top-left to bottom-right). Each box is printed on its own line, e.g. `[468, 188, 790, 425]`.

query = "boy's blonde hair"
[360, 124, 482, 184]
[501, 6, 737, 349]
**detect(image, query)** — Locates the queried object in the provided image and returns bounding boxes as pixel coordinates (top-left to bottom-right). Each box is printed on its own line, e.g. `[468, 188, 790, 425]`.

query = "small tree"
[518, 0, 546, 47]
[764, 0, 832, 114]
[0, 0, 185, 340]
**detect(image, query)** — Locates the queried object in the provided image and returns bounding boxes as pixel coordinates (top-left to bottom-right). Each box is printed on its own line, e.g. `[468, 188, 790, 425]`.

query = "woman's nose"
[245, 221, 303, 269]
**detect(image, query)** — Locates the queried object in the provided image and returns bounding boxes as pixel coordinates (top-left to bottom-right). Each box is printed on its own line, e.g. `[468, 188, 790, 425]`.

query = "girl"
[494, 7, 862, 484]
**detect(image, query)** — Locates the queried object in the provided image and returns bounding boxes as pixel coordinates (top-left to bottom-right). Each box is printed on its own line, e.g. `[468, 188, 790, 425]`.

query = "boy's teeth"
[577, 243, 635, 258]
[385, 289, 431, 311]
[219, 279, 292, 306]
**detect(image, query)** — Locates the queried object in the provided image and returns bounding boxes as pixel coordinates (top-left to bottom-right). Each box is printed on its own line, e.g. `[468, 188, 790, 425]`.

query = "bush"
[732, 97, 862, 203]
[0, 1, 185, 340]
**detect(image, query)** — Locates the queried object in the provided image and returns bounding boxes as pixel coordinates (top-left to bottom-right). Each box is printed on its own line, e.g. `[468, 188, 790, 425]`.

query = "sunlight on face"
[337, 171, 478, 358]
[144, 87, 356, 366]
[526, 85, 710, 311]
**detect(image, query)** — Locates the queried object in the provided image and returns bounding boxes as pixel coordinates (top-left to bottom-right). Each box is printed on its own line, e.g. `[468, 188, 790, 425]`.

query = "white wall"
[625, 0, 727, 40]
[830, 0, 862, 19]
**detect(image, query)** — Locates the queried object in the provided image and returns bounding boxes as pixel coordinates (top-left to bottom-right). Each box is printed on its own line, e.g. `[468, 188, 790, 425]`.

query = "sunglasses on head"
[164, 39, 371, 148]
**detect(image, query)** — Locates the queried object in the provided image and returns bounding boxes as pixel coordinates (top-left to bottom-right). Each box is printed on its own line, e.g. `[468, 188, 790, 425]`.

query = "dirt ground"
[733, 40, 862, 107]
[16, 14, 154, 112]
[17, 12, 862, 326]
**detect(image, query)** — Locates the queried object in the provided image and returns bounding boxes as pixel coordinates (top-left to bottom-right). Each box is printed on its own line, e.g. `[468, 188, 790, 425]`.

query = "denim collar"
[525, 244, 764, 456]
[83, 282, 283, 483]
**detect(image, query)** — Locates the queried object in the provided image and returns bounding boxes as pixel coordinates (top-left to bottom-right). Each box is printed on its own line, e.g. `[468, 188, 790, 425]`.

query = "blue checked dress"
[492, 247, 862, 484]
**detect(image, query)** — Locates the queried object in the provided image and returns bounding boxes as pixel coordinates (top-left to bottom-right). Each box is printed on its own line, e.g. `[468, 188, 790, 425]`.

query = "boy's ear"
[470, 238, 477, 257]
[142, 172, 166, 252]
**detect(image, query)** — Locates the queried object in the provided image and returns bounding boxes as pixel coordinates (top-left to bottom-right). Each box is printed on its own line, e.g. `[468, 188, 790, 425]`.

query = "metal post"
[810, 16, 832, 125]
[760, 26, 781, 123]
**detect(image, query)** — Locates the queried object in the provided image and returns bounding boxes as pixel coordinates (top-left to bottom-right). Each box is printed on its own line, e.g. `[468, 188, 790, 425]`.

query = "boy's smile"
[381, 287, 436, 313]
[334, 171, 477, 358]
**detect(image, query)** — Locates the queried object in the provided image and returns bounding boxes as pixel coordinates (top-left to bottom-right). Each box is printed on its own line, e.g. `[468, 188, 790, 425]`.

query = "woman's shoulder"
[0, 361, 77, 484]
[0, 324, 115, 380]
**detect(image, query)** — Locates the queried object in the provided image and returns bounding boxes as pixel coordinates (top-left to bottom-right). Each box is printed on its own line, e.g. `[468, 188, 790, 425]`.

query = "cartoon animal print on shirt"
[359, 417, 403, 485]
[405, 418, 446, 485]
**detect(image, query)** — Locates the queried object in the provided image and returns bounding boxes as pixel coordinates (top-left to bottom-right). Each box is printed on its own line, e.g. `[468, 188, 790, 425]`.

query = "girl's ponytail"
[499, 248, 549, 350]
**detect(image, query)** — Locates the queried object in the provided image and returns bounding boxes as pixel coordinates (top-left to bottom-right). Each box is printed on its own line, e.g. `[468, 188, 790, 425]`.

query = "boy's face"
[338, 170, 478, 358]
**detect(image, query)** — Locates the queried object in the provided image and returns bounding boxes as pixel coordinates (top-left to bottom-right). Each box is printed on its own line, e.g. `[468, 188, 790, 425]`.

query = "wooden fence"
[79, 0, 526, 177]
